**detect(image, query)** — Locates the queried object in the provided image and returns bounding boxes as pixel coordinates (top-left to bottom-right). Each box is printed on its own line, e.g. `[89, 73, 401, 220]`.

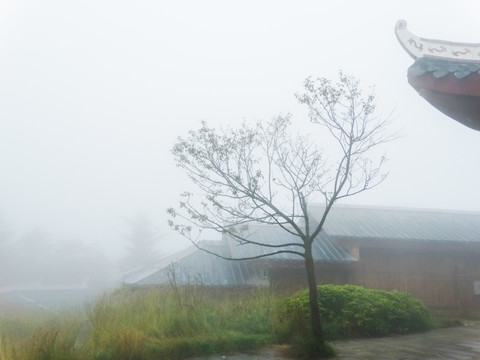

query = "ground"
[187, 322, 480, 360]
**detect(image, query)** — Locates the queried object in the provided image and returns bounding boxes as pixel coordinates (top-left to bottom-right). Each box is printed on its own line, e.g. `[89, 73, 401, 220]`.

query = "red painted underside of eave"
[408, 72, 480, 96]
[408, 72, 480, 131]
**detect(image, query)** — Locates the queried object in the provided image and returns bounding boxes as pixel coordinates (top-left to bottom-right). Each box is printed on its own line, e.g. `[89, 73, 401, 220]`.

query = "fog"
[1, 1, 480, 290]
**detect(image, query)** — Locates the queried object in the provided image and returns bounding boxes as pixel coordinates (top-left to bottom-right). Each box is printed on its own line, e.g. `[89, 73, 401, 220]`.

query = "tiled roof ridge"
[308, 203, 480, 216]
[409, 56, 480, 79]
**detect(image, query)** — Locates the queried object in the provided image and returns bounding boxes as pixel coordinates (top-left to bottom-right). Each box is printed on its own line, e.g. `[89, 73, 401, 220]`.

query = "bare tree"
[168, 72, 395, 348]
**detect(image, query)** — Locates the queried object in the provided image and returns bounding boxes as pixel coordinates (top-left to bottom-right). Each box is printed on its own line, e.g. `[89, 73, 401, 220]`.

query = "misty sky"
[1, 0, 480, 257]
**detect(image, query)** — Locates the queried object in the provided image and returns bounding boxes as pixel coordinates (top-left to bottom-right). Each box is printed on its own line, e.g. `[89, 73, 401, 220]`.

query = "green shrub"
[276, 285, 433, 341]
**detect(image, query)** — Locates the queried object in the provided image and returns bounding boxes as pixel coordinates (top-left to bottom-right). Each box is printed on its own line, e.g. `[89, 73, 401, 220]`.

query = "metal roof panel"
[310, 204, 480, 243]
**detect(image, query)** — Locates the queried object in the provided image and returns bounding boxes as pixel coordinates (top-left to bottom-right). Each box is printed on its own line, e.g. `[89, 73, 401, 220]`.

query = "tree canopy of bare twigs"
[168, 72, 395, 348]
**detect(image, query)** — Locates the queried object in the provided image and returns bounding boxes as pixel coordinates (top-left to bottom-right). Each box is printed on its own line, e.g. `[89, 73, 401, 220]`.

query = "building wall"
[267, 243, 480, 309]
[350, 245, 480, 309]
[268, 262, 352, 292]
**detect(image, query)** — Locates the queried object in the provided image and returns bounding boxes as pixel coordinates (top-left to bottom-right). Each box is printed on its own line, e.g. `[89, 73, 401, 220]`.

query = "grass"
[82, 286, 276, 360]
[0, 307, 83, 360]
[0, 285, 455, 360]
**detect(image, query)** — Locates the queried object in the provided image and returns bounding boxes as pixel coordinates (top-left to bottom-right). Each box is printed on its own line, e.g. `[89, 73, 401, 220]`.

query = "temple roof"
[396, 20, 480, 130]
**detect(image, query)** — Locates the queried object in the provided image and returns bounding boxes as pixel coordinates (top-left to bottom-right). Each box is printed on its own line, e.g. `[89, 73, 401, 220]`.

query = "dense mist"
[1, 1, 480, 302]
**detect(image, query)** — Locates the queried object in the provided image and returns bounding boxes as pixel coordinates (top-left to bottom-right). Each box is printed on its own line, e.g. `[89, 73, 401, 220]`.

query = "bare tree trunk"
[304, 245, 324, 344]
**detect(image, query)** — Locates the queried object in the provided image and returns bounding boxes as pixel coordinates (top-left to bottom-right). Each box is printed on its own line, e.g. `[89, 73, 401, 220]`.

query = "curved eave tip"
[394, 19, 420, 60]
[395, 19, 407, 30]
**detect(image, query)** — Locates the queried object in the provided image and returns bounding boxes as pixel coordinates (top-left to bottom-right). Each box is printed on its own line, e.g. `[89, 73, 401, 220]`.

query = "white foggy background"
[1, 0, 480, 275]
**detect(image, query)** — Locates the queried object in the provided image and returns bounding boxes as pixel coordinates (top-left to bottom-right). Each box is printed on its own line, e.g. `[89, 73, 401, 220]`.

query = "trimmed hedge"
[276, 285, 433, 341]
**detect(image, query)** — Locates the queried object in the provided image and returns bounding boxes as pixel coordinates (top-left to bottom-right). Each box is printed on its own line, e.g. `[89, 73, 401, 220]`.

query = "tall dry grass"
[0, 308, 82, 360]
[0, 286, 278, 360]
[82, 286, 277, 360]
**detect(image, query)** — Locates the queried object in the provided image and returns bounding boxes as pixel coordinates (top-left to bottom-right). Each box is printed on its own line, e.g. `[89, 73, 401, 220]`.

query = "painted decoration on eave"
[395, 20, 480, 131]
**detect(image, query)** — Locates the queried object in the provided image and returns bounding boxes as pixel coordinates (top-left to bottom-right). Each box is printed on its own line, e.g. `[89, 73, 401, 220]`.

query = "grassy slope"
[0, 285, 444, 360]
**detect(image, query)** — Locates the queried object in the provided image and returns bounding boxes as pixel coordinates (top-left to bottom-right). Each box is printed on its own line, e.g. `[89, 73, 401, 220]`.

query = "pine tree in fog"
[120, 213, 161, 272]
[0, 218, 13, 286]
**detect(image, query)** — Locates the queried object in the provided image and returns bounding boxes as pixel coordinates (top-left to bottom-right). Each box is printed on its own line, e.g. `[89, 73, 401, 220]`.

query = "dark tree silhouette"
[168, 72, 395, 348]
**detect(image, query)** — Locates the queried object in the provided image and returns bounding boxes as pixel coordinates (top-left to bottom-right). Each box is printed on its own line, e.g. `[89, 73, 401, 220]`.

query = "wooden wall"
[266, 242, 480, 310]
[268, 262, 352, 293]
[349, 245, 480, 309]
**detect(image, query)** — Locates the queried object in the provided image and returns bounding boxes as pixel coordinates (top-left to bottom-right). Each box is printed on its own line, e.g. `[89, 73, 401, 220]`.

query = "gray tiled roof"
[409, 56, 480, 79]
[226, 224, 356, 263]
[123, 241, 237, 286]
[311, 204, 480, 243]
[124, 241, 268, 286]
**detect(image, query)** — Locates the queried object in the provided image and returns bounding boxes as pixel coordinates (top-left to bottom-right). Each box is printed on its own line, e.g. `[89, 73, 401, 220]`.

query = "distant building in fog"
[0, 282, 93, 312]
